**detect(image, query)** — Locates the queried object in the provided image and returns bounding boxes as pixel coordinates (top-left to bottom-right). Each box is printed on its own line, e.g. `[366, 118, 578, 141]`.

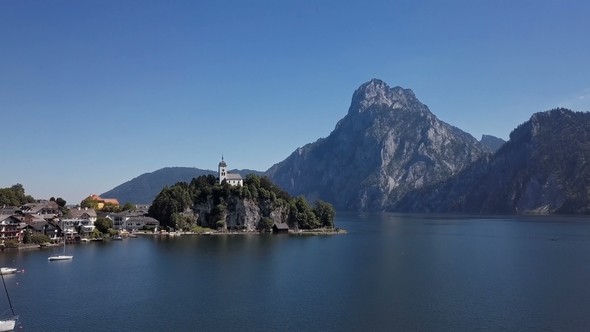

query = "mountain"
[100, 167, 263, 204]
[479, 134, 505, 152]
[396, 108, 590, 214]
[266, 79, 491, 211]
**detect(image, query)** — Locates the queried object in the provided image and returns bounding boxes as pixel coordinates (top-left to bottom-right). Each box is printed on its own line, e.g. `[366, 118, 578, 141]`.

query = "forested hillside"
[149, 174, 336, 231]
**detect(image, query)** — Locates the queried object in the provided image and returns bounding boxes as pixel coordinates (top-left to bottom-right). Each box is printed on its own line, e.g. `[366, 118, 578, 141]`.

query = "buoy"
[21, 269, 25, 273]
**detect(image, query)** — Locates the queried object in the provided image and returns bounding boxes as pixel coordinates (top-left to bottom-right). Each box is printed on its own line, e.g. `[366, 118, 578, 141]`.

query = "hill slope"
[396, 108, 590, 214]
[100, 167, 263, 204]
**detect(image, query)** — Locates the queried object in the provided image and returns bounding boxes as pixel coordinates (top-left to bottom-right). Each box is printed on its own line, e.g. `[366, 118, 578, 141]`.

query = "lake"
[2, 213, 590, 331]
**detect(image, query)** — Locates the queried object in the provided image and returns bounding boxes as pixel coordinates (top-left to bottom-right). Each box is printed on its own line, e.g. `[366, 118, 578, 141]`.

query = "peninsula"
[148, 157, 338, 233]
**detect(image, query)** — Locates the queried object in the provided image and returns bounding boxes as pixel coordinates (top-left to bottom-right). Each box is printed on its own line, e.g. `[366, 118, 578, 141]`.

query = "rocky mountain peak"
[268, 79, 488, 211]
[349, 78, 423, 114]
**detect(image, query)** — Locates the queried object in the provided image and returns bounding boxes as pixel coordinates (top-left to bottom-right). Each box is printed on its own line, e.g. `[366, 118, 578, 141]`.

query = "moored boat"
[49, 230, 73, 261]
[0, 316, 18, 332]
[48, 254, 73, 261]
[0, 268, 17, 275]
[0, 269, 18, 331]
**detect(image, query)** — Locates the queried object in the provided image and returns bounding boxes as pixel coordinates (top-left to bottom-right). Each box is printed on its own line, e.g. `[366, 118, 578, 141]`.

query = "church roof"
[219, 155, 227, 167]
[226, 173, 242, 180]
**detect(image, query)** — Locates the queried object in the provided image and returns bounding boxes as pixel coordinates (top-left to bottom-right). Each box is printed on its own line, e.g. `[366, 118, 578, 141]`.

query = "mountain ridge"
[100, 167, 263, 204]
[395, 108, 590, 214]
[267, 78, 491, 211]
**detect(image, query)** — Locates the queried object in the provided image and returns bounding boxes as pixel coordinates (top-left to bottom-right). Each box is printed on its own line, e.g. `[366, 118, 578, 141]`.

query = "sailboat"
[0, 273, 18, 331]
[48, 222, 73, 261]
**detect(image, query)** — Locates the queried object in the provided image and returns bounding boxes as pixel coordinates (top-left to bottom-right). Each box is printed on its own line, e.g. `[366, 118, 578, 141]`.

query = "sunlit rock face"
[267, 79, 488, 211]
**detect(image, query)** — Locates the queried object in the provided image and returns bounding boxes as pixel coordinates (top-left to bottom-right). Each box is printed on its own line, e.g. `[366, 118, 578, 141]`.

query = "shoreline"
[136, 228, 347, 236]
[1, 228, 347, 252]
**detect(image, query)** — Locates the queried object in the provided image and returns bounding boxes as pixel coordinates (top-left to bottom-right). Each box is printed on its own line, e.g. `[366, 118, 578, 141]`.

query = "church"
[218, 156, 243, 186]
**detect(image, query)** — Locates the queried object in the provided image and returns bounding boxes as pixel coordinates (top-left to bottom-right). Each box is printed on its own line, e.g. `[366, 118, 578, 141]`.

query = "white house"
[218, 156, 243, 186]
[0, 215, 21, 240]
[106, 212, 159, 231]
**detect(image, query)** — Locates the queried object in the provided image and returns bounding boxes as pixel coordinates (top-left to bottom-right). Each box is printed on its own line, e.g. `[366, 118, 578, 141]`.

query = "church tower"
[218, 155, 227, 184]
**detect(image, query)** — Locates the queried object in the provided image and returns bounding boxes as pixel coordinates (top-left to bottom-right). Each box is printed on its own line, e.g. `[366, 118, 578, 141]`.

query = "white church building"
[218, 156, 243, 186]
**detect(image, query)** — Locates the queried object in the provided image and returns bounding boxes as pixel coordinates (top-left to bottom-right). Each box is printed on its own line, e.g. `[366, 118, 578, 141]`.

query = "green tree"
[0, 183, 35, 206]
[94, 217, 113, 234]
[149, 184, 192, 228]
[171, 213, 194, 231]
[53, 197, 69, 216]
[23, 229, 32, 244]
[81, 198, 99, 210]
[101, 203, 121, 213]
[216, 220, 226, 231]
[313, 200, 336, 228]
[55, 197, 67, 207]
[290, 196, 320, 229]
[31, 234, 51, 245]
[261, 217, 274, 232]
[122, 202, 136, 212]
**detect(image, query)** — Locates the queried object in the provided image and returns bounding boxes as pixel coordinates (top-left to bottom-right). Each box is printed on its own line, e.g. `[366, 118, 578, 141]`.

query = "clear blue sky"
[1, 0, 589, 205]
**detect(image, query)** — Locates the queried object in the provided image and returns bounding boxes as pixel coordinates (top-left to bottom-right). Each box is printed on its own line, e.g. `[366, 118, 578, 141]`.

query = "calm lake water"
[2, 213, 590, 331]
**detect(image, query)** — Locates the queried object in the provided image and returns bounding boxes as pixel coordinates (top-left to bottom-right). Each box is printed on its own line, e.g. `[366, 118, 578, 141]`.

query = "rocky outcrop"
[193, 196, 289, 231]
[267, 79, 490, 211]
[396, 108, 590, 214]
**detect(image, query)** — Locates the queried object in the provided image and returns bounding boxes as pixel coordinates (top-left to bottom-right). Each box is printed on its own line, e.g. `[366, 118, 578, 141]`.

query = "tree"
[0, 183, 35, 206]
[101, 203, 124, 213]
[290, 196, 320, 229]
[31, 234, 51, 245]
[149, 185, 192, 228]
[81, 198, 99, 210]
[55, 197, 67, 207]
[94, 217, 113, 234]
[171, 213, 194, 231]
[23, 229, 32, 244]
[313, 200, 336, 228]
[122, 202, 136, 212]
[261, 217, 274, 232]
[216, 220, 226, 231]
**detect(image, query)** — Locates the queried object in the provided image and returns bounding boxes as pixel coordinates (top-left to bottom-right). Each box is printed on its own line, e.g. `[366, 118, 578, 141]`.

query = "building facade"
[218, 156, 243, 186]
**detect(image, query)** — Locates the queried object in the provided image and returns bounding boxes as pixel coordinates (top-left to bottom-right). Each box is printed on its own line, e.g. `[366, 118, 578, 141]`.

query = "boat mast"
[0, 272, 15, 316]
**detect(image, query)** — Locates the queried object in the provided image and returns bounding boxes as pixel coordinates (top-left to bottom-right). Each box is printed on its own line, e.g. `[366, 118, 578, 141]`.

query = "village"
[0, 194, 159, 248]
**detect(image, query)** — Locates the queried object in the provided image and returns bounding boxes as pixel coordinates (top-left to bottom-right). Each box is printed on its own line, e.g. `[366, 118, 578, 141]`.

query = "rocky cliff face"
[396, 108, 590, 214]
[267, 79, 490, 211]
[193, 196, 289, 231]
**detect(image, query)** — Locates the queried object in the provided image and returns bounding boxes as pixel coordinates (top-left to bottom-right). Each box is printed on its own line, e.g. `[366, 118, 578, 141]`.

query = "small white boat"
[49, 227, 73, 261]
[113, 236, 123, 240]
[0, 268, 18, 331]
[0, 268, 17, 275]
[48, 255, 73, 261]
[0, 316, 18, 332]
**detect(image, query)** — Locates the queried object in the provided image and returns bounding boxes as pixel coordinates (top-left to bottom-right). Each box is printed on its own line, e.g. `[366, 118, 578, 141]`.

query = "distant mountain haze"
[266, 79, 493, 211]
[479, 134, 506, 152]
[100, 167, 263, 204]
